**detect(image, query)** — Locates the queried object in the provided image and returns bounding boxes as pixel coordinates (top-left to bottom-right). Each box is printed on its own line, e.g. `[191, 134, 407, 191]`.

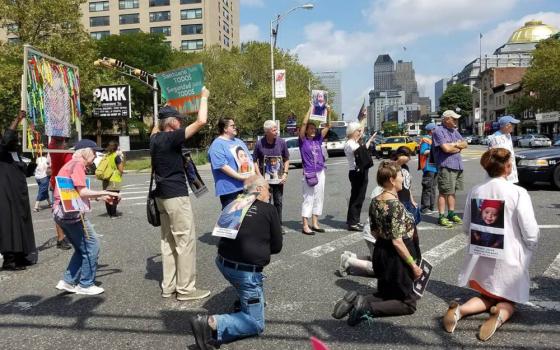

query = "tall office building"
[374, 54, 395, 91]
[434, 78, 446, 112]
[394, 60, 419, 104]
[313, 71, 342, 117]
[0, 1, 240, 51]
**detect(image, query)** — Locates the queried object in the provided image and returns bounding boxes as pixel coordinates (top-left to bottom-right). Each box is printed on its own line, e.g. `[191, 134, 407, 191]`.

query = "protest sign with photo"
[310, 90, 328, 122]
[183, 151, 208, 198]
[212, 193, 257, 239]
[413, 259, 433, 297]
[230, 145, 253, 175]
[263, 156, 283, 184]
[157, 63, 204, 114]
[469, 198, 506, 259]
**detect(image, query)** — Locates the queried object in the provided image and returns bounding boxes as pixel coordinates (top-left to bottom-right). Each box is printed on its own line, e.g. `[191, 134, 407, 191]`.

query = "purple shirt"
[253, 137, 289, 169]
[432, 125, 464, 171]
[298, 134, 325, 174]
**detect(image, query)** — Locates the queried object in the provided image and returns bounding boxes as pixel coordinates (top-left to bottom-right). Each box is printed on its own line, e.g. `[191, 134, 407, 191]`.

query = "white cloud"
[240, 23, 261, 43]
[240, 0, 264, 7]
[364, 0, 518, 43]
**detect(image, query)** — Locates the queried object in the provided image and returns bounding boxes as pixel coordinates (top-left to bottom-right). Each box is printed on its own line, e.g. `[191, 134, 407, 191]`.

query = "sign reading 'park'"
[92, 85, 131, 118]
[156, 63, 204, 115]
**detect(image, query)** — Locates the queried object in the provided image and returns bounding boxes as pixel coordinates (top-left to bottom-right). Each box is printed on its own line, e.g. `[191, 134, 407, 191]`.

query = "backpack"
[95, 154, 114, 180]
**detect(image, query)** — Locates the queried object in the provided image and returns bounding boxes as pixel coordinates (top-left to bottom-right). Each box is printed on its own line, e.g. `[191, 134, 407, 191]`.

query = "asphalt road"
[1, 145, 559, 349]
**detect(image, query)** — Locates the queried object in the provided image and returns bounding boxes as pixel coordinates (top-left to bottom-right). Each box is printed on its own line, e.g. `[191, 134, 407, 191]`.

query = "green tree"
[438, 84, 472, 114]
[523, 38, 560, 111]
[381, 121, 404, 136]
[506, 94, 536, 118]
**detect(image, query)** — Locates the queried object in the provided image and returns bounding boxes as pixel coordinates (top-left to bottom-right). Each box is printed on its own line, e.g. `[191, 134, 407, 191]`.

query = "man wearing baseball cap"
[432, 110, 468, 228]
[487, 115, 520, 183]
[419, 123, 438, 214]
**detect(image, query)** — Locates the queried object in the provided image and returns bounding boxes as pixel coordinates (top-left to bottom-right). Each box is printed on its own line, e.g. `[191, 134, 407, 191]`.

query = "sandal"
[479, 306, 505, 341]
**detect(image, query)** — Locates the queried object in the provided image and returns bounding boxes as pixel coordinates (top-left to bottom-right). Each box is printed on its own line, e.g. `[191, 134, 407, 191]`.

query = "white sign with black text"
[93, 85, 132, 118]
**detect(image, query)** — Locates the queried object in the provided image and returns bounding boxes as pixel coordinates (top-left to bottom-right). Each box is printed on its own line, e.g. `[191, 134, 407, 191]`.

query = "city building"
[0, 0, 240, 51]
[313, 71, 342, 117]
[434, 78, 446, 112]
[367, 90, 405, 131]
[387, 103, 421, 124]
[373, 54, 395, 91]
[418, 96, 432, 117]
[394, 60, 419, 104]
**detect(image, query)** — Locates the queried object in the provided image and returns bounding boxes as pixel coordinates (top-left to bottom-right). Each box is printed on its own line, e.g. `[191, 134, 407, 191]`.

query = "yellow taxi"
[375, 136, 418, 158]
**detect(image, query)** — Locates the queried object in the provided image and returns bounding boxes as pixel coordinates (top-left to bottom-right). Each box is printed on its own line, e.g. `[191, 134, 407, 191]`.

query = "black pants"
[220, 190, 243, 209]
[269, 184, 284, 223]
[346, 170, 368, 226]
[420, 172, 437, 210]
[363, 295, 417, 317]
[105, 190, 120, 217]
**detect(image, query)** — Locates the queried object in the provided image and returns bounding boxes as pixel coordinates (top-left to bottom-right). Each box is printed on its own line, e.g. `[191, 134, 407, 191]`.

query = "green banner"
[157, 63, 204, 114]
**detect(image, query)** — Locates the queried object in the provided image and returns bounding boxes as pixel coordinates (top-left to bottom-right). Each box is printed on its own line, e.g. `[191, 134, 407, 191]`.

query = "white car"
[284, 136, 329, 168]
[518, 134, 552, 148]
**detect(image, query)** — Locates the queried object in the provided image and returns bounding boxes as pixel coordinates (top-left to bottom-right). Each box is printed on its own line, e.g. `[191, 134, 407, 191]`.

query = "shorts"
[437, 167, 463, 195]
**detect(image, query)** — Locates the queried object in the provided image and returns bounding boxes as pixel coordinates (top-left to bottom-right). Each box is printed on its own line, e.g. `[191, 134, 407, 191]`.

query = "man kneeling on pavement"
[190, 175, 283, 349]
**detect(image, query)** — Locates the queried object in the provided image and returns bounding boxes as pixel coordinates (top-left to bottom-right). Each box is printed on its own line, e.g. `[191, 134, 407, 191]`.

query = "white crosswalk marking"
[543, 252, 560, 279]
[423, 234, 467, 266]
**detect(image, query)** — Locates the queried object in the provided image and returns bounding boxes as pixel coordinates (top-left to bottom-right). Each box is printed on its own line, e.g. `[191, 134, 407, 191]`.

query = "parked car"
[517, 134, 552, 148]
[479, 136, 489, 145]
[375, 136, 418, 158]
[465, 135, 480, 145]
[284, 136, 329, 168]
[511, 135, 523, 147]
[516, 140, 560, 188]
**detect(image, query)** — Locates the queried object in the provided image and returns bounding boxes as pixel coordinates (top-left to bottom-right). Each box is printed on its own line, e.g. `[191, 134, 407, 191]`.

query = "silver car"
[284, 136, 329, 167]
[518, 134, 552, 148]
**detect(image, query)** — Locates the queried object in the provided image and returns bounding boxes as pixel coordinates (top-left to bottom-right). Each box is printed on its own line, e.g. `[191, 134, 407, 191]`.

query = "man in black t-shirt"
[190, 175, 283, 349]
[149, 87, 210, 302]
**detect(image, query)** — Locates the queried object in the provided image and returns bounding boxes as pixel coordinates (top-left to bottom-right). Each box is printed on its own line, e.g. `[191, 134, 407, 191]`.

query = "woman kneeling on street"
[442, 148, 539, 341]
[332, 161, 423, 326]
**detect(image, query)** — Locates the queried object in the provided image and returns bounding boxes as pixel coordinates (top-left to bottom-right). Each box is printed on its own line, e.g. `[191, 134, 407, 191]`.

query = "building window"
[181, 39, 203, 51]
[223, 8, 229, 20]
[120, 28, 140, 35]
[6, 23, 18, 34]
[90, 16, 110, 27]
[180, 0, 201, 4]
[180, 8, 202, 20]
[91, 31, 110, 40]
[181, 24, 203, 35]
[150, 11, 171, 22]
[89, 1, 109, 12]
[120, 13, 140, 25]
[223, 22, 229, 34]
[149, 0, 170, 6]
[119, 0, 138, 9]
[150, 26, 171, 36]
[223, 36, 230, 47]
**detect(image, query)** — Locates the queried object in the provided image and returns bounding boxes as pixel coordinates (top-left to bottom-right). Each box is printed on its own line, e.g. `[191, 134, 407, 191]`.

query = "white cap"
[442, 110, 461, 119]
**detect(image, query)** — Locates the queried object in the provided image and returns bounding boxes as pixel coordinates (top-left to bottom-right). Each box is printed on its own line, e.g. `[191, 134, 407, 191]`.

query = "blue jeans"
[214, 257, 265, 343]
[58, 218, 100, 288]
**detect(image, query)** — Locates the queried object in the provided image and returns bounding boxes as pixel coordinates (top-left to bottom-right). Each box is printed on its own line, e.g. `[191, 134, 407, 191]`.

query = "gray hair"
[263, 120, 276, 132]
[159, 117, 176, 130]
[346, 121, 362, 137]
[244, 175, 268, 194]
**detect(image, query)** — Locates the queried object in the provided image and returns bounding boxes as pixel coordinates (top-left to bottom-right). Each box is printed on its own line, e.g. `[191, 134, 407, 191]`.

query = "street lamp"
[94, 57, 159, 124]
[270, 3, 314, 121]
[472, 85, 483, 135]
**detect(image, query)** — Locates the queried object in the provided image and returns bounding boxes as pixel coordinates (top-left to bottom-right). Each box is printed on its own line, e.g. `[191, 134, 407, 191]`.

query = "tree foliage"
[523, 38, 560, 112]
[438, 84, 472, 114]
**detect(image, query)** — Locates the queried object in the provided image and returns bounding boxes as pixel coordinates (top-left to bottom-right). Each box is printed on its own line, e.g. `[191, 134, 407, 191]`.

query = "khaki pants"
[156, 196, 197, 295]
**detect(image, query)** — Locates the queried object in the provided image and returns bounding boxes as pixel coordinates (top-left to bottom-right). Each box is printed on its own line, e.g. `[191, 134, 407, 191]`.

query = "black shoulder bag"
[147, 169, 161, 227]
[354, 144, 373, 172]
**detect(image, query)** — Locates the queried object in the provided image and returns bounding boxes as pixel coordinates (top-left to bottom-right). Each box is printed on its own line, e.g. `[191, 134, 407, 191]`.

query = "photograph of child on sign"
[264, 156, 283, 184]
[212, 193, 257, 239]
[469, 198, 505, 259]
[311, 90, 328, 122]
[230, 145, 253, 175]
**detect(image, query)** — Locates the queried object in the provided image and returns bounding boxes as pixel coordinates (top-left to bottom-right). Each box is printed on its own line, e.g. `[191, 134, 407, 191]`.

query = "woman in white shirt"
[442, 148, 539, 341]
[33, 154, 51, 211]
[344, 122, 376, 231]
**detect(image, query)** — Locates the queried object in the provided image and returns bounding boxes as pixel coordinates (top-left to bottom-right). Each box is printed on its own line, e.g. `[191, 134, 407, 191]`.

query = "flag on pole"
[357, 100, 367, 122]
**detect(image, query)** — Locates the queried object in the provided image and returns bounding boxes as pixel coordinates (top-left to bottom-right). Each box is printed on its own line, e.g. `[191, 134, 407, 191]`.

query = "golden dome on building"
[507, 20, 559, 44]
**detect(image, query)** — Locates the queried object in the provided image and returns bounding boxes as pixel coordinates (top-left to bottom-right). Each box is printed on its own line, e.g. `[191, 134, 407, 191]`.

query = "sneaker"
[448, 214, 463, 224]
[55, 280, 77, 293]
[438, 217, 454, 228]
[347, 224, 362, 232]
[332, 291, 357, 319]
[189, 314, 215, 350]
[479, 306, 505, 341]
[57, 238, 72, 250]
[443, 301, 461, 333]
[75, 285, 105, 295]
[347, 295, 373, 327]
[177, 289, 211, 301]
[161, 291, 174, 298]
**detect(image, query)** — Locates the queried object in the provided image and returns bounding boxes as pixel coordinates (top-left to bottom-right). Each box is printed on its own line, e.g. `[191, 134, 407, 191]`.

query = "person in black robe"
[0, 110, 37, 270]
